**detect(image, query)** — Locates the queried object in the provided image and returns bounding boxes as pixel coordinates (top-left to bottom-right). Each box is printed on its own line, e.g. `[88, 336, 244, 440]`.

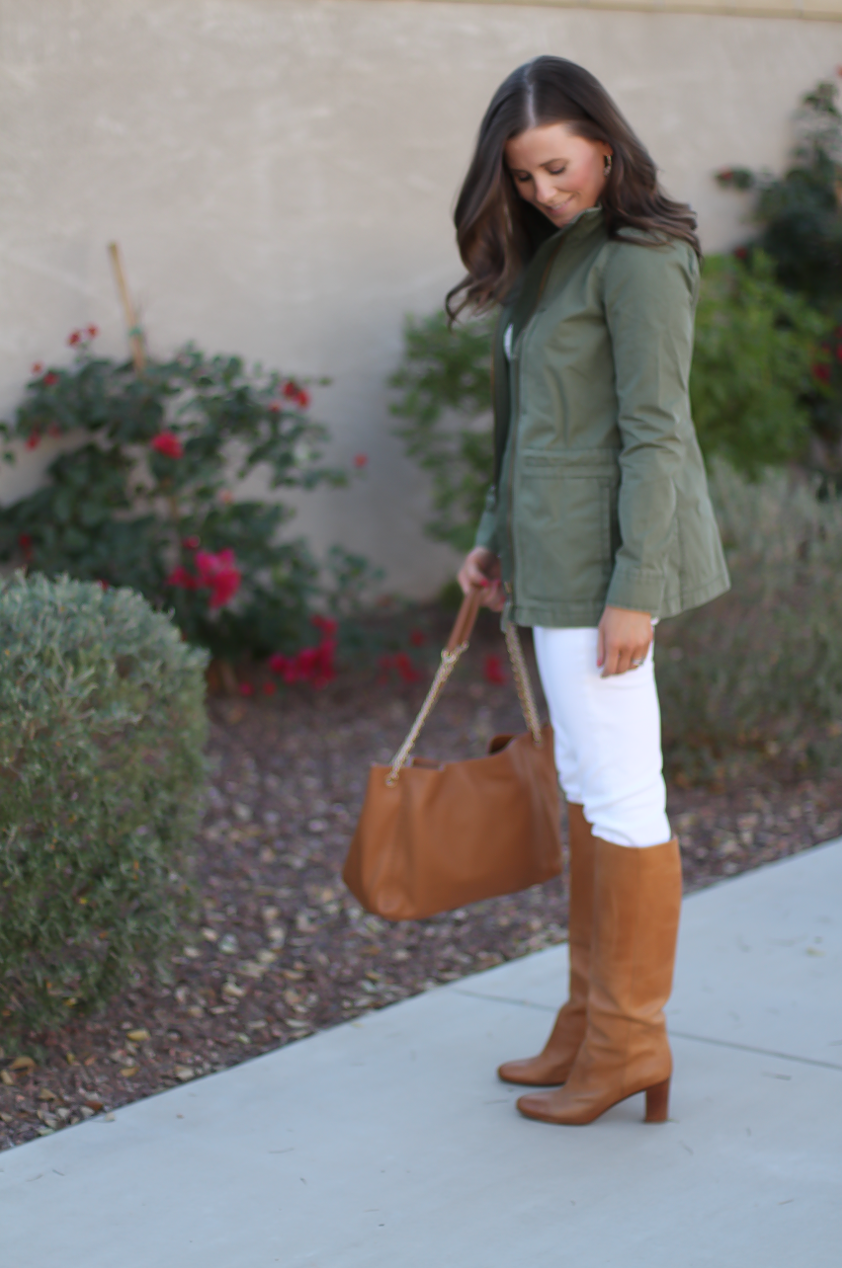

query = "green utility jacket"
[475, 206, 730, 627]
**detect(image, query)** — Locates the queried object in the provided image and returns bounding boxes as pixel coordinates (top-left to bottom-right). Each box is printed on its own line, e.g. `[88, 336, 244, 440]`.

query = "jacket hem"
[510, 569, 731, 629]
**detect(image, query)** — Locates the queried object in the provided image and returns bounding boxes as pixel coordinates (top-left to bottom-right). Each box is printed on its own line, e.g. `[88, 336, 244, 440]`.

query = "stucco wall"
[1, 0, 841, 596]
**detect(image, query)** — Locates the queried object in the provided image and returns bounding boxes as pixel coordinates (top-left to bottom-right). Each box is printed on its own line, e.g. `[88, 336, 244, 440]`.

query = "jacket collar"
[545, 203, 605, 246]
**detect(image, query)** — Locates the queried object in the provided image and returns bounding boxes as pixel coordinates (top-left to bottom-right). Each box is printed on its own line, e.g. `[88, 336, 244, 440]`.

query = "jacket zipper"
[505, 242, 565, 621]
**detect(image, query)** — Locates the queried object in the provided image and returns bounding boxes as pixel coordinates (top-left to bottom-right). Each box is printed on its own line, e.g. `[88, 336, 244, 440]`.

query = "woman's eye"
[548, 167, 567, 176]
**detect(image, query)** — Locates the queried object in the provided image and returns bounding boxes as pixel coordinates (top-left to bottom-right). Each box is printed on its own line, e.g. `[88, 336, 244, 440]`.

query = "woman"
[453, 58, 729, 1125]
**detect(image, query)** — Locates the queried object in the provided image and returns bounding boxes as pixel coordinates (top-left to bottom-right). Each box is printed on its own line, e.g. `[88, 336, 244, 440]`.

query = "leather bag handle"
[386, 587, 543, 785]
[445, 588, 483, 653]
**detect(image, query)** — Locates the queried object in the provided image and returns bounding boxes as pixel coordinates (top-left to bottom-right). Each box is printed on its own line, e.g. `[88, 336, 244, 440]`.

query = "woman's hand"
[457, 547, 506, 613]
[597, 605, 653, 677]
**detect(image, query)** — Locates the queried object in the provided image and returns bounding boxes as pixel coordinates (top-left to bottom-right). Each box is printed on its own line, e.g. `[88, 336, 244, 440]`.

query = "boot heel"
[644, 1078, 670, 1123]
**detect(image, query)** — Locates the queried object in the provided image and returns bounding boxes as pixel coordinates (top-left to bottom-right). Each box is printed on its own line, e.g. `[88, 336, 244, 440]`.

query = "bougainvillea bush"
[0, 333, 347, 660]
[0, 573, 208, 1036]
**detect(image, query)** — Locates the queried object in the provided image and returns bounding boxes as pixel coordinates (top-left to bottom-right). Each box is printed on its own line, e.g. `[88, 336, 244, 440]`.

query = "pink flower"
[483, 653, 507, 685]
[150, 431, 184, 459]
[353, 453, 368, 469]
[238, 682, 254, 697]
[195, 548, 241, 609]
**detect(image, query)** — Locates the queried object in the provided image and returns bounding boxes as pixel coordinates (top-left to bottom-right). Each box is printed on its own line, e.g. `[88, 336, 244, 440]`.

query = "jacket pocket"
[515, 450, 619, 605]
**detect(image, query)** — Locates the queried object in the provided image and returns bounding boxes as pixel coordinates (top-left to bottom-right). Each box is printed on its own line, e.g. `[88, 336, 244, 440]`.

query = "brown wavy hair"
[447, 57, 701, 320]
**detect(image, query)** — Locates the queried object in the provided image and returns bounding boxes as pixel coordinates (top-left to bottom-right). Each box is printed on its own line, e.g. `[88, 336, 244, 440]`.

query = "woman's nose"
[533, 174, 558, 206]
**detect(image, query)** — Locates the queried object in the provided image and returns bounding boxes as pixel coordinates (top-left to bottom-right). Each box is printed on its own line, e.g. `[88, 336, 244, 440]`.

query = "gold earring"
[604, 154, 613, 175]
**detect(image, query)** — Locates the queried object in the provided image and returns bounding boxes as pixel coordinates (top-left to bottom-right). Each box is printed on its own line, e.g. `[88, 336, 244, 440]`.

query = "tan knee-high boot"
[516, 835, 682, 1125]
[498, 804, 595, 1087]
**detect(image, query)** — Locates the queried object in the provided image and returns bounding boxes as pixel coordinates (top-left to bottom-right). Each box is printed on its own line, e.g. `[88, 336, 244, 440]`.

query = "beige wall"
[1, 0, 841, 596]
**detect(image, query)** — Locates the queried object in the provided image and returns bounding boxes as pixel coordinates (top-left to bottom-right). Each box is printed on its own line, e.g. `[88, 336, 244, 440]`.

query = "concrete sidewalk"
[1, 840, 840, 1268]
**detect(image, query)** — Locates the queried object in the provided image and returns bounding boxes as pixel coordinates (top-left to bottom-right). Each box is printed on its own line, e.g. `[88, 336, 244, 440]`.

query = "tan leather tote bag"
[343, 591, 562, 921]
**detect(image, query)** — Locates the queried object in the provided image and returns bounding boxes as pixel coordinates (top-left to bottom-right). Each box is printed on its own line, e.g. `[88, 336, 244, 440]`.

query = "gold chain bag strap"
[342, 591, 562, 921]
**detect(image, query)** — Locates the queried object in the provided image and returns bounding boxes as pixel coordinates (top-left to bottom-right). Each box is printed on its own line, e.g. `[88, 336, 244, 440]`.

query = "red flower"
[238, 682, 254, 697]
[67, 330, 81, 347]
[268, 623, 337, 688]
[262, 681, 277, 696]
[18, 533, 33, 561]
[409, 629, 426, 647]
[311, 614, 338, 638]
[31, 362, 43, 375]
[195, 548, 241, 609]
[150, 431, 184, 459]
[96, 579, 109, 591]
[165, 564, 199, 591]
[43, 372, 58, 386]
[353, 453, 368, 469]
[377, 652, 422, 685]
[812, 363, 831, 384]
[733, 246, 748, 261]
[282, 381, 310, 410]
[182, 535, 200, 550]
[87, 325, 99, 338]
[25, 431, 41, 450]
[483, 653, 507, 685]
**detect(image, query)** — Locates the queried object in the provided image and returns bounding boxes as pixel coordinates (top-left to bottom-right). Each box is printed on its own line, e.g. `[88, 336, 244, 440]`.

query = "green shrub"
[657, 463, 842, 781]
[0, 573, 208, 1036]
[717, 78, 842, 491]
[0, 334, 350, 661]
[389, 311, 494, 553]
[690, 252, 829, 478]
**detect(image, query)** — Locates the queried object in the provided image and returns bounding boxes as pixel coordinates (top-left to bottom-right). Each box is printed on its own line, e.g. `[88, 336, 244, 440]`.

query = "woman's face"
[505, 122, 612, 229]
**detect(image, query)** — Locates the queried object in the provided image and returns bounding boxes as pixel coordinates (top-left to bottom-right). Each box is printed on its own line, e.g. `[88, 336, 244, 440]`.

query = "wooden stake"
[107, 242, 146, 372]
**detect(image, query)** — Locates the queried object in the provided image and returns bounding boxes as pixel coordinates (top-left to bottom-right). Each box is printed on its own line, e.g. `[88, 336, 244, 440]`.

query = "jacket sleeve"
[602, 239, 698, 614]
[474, 484, 500, 553]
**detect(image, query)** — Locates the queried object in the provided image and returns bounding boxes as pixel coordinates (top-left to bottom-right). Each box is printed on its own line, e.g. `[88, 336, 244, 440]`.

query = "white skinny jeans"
[532, 626, 671, 848]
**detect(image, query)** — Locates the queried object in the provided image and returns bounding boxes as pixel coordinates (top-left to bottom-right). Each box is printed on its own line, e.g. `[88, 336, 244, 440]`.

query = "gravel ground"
[2, 617, 840, 1150]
